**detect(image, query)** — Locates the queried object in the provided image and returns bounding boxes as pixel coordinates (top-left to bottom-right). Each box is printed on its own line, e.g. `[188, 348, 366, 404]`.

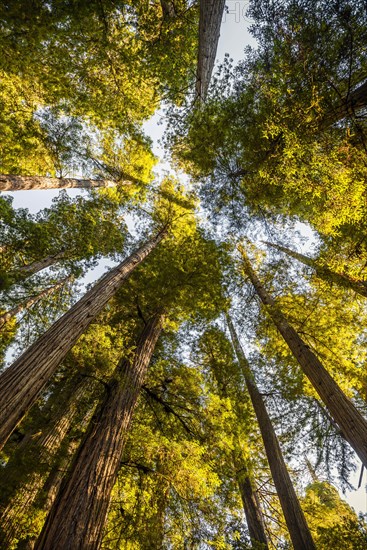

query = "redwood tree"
[239, 246, 367, 468]
[227, 316, 316, 550]
[0, 229, 166, 450]
[35, 312, 165, 550]
[263, 241, 367, 298]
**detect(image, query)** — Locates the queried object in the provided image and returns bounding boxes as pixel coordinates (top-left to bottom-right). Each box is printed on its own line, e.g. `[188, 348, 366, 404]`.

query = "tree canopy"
[1, 1, 367, 548]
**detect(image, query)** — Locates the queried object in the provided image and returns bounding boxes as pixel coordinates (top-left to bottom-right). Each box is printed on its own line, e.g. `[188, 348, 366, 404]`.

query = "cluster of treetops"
[1, 0, 367, 548]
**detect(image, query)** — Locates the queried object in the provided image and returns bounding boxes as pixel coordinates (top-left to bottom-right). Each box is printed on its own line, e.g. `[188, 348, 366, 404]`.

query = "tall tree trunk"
[15, 251, 67, 277]
[0, 274, 73, 329]
[207, 342, 268, 548]
[21, 439, 80, 550]
[141, 477, 170, 550]
[160, 0, 176, 18]
[0, 175, 122, 192]
[20, 407, 95, 549]
[239, 246, 367, 467]
[231, 442, 269, 548]
[264, 241, 367, 298]
[35, 312, 165, 550]
[0, 230, 166, 450]
[0, 252, 67, 293]
[196, 0, 226, 101]
[0, 377, 91, 548]
[227, 316, 316, 550]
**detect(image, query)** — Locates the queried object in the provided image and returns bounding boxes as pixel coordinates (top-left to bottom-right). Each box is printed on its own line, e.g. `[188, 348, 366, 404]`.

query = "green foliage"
[0, 192, 127, 286]
[3, 2, 367, 548]
[302, 481, 367, 549]
[0, 1, 199, 177]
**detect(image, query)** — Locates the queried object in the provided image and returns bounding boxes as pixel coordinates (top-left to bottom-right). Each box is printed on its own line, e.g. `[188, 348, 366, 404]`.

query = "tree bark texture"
[0, 175, 120, 192]
[22, 439, 80, 550]
[227, 316, 316, 550]
[0, 230, 166, 450]
[0, 378, 89, 548]
[239, 247, 367, 468]
[35, 313, 164, 550]
[196, 0, 225, 101]
[264, 241, 367, 298]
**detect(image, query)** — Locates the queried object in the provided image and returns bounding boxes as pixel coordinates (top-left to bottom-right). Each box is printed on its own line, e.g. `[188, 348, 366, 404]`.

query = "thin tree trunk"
[0, 175, 122, 192]
[0, 230, 166, 450]
[264, 241, 367, 298]
[15, 251, 67, 276]
[141, 477, 170, 550]
[208, 343, 268, 548]
[0, 274, 73, 329]
[160, 0, 176, 18]
[239, 246, 367, 467]
[227, 316, 316, 550]
[0, 377, 90, 548]
[231, 443, 269, 548]
[21, 407, 96, 549]
[35, 313, 165, 550]
[21, 439, 80, 550]
[1, 251, 66, 294]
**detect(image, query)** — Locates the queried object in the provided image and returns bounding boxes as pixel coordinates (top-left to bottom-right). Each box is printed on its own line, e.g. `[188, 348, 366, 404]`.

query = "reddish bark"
[228, 316, 316, 550]
[240, 247, 367, 468]
[0, 230, 166, 450]
[35, 313, 164, 550]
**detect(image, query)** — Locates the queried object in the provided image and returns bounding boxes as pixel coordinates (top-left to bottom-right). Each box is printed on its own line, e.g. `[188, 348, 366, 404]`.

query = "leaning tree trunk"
[0, 274, 73, 329]
[0, 229, 166, 450]
[208, 343, 268, 548]
[35, 312, 165, 550]
[264, 241, 367, 298]
[0, 377, 90, 548]
[20, 406, 96, 549]
[227, 316, 316, 550]
[0, 252, 67, 293]
[231, 441, 269, 548]
[15, 251, 67, 277]
[239, 246, 367, 468]
[0, 175, 122, 192]
[22, 439, 81, 550]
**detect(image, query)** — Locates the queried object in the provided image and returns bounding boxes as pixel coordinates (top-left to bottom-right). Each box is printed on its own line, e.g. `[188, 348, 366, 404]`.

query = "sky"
[3, 0, 367, 517]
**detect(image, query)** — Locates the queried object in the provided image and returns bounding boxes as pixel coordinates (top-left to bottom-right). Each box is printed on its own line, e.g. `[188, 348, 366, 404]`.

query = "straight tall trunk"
[22, 439, 80, 550]
[231, 442, 269, 548]
[0, 274, 73, 329]
[239, 246, 367, 467]
[0, 175, 122, 192]
[0, 378, 90, 548]
[208, 346, 268, 548]
[35, 312, 165, 550]
[15, 251, 67, 277]
[227, 316, 316, 550]
[0, 230, 166, 450]
[264, 241, 367, 298]
[141, 476, 170, 550]
[196, 0, 226, 101]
